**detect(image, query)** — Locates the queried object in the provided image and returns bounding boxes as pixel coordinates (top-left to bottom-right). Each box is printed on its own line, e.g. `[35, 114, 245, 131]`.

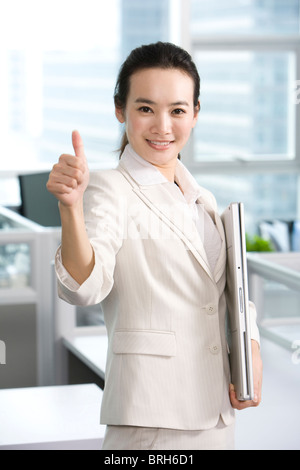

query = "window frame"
[186, 35, 300, 175]
[179, 0, 300, 176]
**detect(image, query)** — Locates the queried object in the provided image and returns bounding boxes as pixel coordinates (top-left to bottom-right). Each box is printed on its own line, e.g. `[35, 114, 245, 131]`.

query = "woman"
[47, 42, 262, 450]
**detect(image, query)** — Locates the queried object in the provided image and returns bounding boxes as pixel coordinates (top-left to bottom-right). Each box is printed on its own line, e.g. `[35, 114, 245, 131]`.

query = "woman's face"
[115, 67, 199, 175]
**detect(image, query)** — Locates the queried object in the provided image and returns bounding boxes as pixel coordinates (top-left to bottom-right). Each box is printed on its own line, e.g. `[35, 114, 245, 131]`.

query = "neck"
[153, 162, 177, 183]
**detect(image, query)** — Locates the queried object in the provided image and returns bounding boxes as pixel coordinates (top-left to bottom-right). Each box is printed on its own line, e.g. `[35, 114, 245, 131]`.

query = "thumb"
[72, 130, 86, 159]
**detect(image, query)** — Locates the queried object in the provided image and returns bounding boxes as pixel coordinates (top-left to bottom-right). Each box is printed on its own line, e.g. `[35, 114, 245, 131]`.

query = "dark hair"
[114, 41, 200, 157]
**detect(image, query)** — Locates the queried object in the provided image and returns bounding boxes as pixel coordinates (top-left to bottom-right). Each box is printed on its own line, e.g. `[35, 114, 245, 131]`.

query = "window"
[185, 0, 300, 237]
[188, 0, 300, 165]
[0, 0, 175, 206]
[193, 50, 296, 162]
[195, 172, 298, 234]
[0, 0, 122, 175]
[0, 243, 31, 289]
[190, 0, 300, 36]
[0, 0, 299, 241]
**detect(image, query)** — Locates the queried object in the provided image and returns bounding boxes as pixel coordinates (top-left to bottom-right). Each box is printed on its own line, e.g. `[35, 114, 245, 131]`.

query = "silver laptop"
[221, 202, 254, 401]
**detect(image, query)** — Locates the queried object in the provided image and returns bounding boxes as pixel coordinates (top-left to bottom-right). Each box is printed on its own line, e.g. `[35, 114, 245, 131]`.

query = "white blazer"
[56, 146, 260, 431]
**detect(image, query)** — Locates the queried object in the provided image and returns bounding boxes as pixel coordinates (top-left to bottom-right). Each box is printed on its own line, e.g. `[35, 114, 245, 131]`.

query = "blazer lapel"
[196, 194, 226, 284]
[212, 212, 226, 284]
[118, 164, 215, 283]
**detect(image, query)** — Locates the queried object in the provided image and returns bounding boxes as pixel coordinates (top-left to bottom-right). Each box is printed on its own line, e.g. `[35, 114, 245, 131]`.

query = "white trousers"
[101, 417, 235, 451]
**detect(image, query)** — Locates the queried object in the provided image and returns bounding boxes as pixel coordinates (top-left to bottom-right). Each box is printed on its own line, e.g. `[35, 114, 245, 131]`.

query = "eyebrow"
[134, 98, 190, 107]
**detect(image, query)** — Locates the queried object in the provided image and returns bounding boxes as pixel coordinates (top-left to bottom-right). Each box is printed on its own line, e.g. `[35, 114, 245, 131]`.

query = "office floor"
[235, 336, 300, 450]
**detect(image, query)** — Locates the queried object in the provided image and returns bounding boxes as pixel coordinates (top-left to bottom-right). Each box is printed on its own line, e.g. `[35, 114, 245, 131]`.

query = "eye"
[138, 106, 153, 113]
[172, 108, 186, 115]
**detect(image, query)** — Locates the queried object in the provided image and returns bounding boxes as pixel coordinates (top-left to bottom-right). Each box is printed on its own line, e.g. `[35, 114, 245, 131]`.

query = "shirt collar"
[174, 160, 202, 204]
[120, 144, 167, 185]
[120, 144, 201, 203]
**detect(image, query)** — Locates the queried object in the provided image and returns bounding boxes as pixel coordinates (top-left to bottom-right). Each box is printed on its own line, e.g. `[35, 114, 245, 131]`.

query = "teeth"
[149, 141, 170, 146]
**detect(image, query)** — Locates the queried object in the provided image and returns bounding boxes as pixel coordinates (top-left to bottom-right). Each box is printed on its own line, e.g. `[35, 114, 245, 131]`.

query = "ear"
[115, 106, 125, 124]
[192, 100, 200, 128]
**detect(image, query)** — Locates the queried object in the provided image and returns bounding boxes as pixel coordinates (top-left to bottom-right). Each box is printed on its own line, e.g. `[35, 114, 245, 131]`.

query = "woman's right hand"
[46, 130, 89, 207]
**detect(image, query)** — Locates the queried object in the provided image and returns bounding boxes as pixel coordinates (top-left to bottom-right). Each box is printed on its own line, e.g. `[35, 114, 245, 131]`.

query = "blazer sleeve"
[55, 170, 125, 306]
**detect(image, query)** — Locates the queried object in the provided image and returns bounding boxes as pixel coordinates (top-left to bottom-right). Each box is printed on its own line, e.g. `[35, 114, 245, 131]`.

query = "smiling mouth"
[146, 139, 173, 147]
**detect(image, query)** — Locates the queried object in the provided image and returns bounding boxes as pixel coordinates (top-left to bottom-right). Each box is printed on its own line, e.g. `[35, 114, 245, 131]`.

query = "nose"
[151, 112, 172, 135]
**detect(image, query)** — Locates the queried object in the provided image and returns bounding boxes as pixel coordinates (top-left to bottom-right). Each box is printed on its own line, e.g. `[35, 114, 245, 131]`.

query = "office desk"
[0, 383, 105, 450]
[63, 330, 107, 382]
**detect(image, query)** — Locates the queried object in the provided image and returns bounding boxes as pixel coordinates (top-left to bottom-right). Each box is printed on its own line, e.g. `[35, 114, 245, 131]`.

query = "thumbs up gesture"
[47, 130, 90, 207]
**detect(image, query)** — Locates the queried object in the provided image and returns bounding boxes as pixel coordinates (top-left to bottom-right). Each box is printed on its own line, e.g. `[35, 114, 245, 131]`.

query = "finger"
[229, 384, 259, 410]
[57, 164, 85, 184]
[229, 384, 240, 408]
[54, 173, 79, 190]
[46, 178, 74, 195]
[58, 154, 85, 173]
[253, 390, 259, 405]
[72, 130, 86, 159]
[48, 162, 83, 192]
[253, 381, 262, 405]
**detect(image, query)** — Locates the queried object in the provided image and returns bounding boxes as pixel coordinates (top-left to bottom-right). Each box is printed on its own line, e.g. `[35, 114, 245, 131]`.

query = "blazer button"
[205, 303, 216, 315]
[209, 344, 220, 355]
